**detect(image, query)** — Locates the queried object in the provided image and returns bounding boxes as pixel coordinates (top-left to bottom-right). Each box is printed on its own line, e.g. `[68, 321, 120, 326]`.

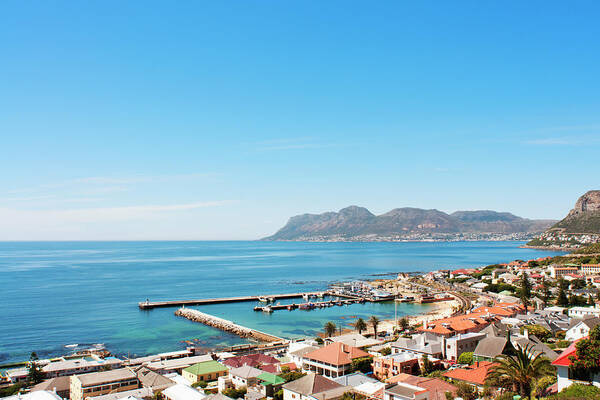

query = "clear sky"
[1, 1, 599, 240]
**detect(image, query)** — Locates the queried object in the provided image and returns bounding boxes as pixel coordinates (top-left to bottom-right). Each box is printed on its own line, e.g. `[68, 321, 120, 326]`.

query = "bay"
[0, 241, 564, 364]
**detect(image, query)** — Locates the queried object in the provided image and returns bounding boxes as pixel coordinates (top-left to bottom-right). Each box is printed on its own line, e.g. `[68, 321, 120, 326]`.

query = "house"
[223, 354, 280, 369]
[472, 336, 512, 363]
[550, 340, 599, 391]
[372, 353, 421, 380]
[31, 376, 71, 399]
[443, 361, 497, 388]
[566, 317, 600, 341]
[228, 365, 263, 389]
[147, 354, 214, 374]
[70, 368, 139, 400]
[550, 266, 580, 279]
[391, 333, 443, 358]
[302, 342, 370, 378]
[183, 361, 228, 384]
[288, 345, 320, 367]
[417, 313, 493, 338]
[256, 372, 286, 397]
[332, 372, 384, 399]
[282, 373, 347, 400]
[162, 383, 206, 400]
[568, 306, 600, 319]
[87, 387, 153, 400]
[1, 391, 62, 400]
[471, 282, 488, 292]
[135, 366, 175, 392]
[43, 356, 124, 378]
[443, 332, 485, 361]
[385, 374, 457, 400]
[384, 383, 429, 400]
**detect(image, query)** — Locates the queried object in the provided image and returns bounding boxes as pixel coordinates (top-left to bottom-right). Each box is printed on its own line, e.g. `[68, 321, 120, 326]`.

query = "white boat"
[263, 306, 273, 313]
[302, 294, 309, 300]
[258, 296, 269, 302]
[64, 344, 78, 348]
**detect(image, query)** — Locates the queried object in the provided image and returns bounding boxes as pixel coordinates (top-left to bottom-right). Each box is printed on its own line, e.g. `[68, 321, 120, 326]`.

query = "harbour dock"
[253, 298, 363, 312]
[139, 292, 326, 310]
[175, 308, 284, 342]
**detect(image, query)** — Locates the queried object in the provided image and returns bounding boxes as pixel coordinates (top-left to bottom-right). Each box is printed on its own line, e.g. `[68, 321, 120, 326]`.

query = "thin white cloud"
[524, 136, 599, 146]
[0, 200, 232, 225]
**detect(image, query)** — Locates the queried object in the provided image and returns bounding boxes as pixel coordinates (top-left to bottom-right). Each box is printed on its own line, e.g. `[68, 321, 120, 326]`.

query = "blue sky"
[1, 1, 599, 240]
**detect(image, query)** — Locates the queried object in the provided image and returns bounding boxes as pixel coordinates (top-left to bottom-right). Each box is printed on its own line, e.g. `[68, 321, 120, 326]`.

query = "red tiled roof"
[443, 361, 497, 386]
[304, 342, 370, 366]
[398, 375, 457, 400]
[223, 353, 280, 368]
[552, 340, 580, 367]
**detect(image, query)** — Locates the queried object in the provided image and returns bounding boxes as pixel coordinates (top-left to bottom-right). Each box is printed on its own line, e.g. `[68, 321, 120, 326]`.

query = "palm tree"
[324, 321, 337, 337]
[485, 344, 553, 398]
[354, 318, 367, 335]
[369, 316, 380, 338]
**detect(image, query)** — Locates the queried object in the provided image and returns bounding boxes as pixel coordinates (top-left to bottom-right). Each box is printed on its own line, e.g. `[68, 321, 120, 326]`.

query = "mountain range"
[264, 206, 555, 240]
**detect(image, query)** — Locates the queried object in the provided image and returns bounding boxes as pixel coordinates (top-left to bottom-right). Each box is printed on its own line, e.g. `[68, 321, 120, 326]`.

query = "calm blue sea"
[0, 241, 564, 364]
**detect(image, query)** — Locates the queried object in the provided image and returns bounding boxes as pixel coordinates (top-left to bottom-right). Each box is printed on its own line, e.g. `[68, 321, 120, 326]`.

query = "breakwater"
[175, 308, 284, 342]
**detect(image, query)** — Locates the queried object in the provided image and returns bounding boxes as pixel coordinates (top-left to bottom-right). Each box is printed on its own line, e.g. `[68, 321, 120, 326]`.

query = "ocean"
[0, 241, 564, 364]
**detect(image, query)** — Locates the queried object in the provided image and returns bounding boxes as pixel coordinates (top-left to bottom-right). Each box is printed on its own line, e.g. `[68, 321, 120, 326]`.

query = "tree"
[279, 370, 305, 383]
[485, 343, 553, 398]
[315, 337, 324, 345]
[455, 382, 478, 400]
[354, 318, 367, 335]
[570, 324, 600, 382]
[351, 357, 372, 373]
[380, 347, 391, 356]
[420, 354, 434, 375]
[533, 375, 556, 398]
[399, 317, 410, 332]
[457, 352, 473, 365]
[324, 321, 337, 337]
[520, 324, 551, 342]
[518, 272, 532, 313]
[27, 352, 44, 384]
[557, 280, 569, 306]
[192, 381, 207, 388]
[223, 388, 247, 399]
[539, 277, 550, 304]
[369, 316, 380, 338]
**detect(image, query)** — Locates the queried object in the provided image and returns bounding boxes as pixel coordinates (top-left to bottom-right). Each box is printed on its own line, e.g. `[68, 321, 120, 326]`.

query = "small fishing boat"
[263, 306, 273, 313]
[302, 294, 309, 301]
[258, 296, 269, 302]
[64, 344, 78, 348]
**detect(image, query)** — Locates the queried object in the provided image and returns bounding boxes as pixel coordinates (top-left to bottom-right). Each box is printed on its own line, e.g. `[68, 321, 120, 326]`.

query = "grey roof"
[31, 376, 71, 393]
[480, 322, 508, 338]
[88, 388, 153, 400]
[244, 389, 265, 400]
[582, 317, 600, 329]
[282, 374, 343, 396]
[511, 337, 558, 361]
[229, 365, 263, 379]
[136, 366, 175, 390]
[473, 337, 507, 358]
[76, 368, 137, 386]
[205, 394, 234, 400]
[332, 372, 379, 387]
[391, 333, 442, 355]
[289, 346, 319, 358]
[386, 384, 424, 397]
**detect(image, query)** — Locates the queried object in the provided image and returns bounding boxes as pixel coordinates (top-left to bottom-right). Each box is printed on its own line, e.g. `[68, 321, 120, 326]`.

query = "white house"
[162, 384, 206, 400]
[568, 306, 600, 319]
[566, 318, 600, 341]
[282, 374, 347, 400]
[384, 383, 429, 400]
[443, 332, 485, 361]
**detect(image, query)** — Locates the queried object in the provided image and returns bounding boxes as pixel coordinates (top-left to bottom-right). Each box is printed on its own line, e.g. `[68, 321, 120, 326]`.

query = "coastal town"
[4, 243, 600, 400]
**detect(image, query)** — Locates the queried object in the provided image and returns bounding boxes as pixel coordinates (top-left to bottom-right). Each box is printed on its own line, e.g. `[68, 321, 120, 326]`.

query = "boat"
[64, 344, 78, 348]
[302, 294, 309, 301]
[263, 306, 273, 313]
[258, 296, 269, 302]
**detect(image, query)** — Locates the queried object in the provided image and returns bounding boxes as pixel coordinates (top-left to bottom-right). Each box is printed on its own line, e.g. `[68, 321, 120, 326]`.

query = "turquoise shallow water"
[0, 241, 564, 363]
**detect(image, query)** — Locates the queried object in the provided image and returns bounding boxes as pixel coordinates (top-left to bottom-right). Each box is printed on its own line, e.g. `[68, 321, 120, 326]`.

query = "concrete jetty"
[175, 308, 284, 342]
[139, 292, 326, 310]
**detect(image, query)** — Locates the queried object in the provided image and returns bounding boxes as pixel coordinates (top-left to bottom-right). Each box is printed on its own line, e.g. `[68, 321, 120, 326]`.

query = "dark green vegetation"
[265, 206, 554, 240]
[548, 383, 600, 399]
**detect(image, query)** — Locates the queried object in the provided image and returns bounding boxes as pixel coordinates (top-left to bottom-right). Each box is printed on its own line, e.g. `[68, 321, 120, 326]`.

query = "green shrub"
[550, 383, 600, 399]
[556, 340, 570, 348]
[192, 380, 207, 388]
[457, 352, 473, 365]
[496, 392, 518, 400]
